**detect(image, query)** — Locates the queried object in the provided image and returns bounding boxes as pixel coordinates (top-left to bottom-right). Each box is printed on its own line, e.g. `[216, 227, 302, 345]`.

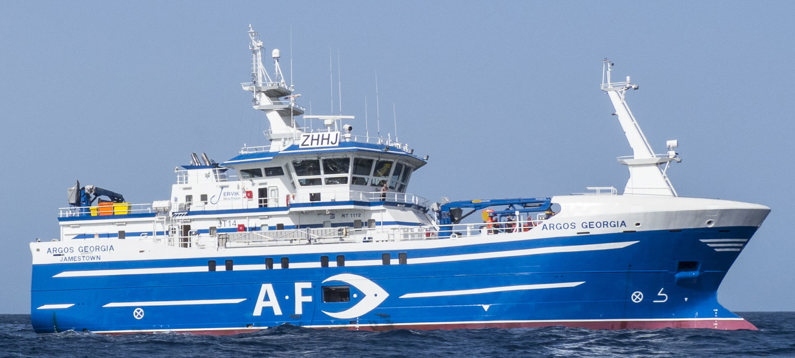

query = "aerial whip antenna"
[393, 103, 398, 143]
[329, 49, 334, 113]
[375, 71, 381, 141]
[365, 96, 370, 140]
[337, 50, 343, 115]
[290, 25, 295, 132]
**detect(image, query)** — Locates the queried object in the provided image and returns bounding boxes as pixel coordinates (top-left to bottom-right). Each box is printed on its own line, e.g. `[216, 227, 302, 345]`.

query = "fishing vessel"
[30, 26, 769, 334]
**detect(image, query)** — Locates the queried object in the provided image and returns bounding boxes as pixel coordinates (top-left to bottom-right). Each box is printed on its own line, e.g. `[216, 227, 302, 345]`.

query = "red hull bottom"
[98, 318, 757, 335]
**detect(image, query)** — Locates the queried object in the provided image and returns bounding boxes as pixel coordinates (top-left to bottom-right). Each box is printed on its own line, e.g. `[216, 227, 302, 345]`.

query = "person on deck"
[380, 181, 388, 201]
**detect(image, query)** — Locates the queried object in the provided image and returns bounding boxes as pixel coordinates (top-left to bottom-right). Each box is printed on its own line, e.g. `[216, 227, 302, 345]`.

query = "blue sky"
[2, 1, 794, 313]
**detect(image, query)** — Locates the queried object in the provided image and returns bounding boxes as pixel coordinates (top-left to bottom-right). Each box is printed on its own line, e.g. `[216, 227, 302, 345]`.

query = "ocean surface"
[2, 313, 794, 357]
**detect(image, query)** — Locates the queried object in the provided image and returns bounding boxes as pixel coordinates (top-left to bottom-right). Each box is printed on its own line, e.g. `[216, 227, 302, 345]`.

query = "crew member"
[380, 181, 388, 201]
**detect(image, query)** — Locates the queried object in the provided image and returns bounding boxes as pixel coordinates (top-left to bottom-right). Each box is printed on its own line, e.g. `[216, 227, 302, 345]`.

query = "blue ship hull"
[31, 225, 759, 333]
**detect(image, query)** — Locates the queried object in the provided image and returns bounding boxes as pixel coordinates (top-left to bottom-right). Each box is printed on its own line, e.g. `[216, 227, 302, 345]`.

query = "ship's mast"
[601, 59, 680, 196]
[241, 25, 305, 148]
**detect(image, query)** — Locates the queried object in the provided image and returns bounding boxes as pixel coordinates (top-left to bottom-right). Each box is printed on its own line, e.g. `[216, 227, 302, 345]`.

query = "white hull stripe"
[400, 281, 584, 299]
[407, 241, 637, 265]
[700, 239, 747, 252]
[103, 298, 246, 308]
[54, 241, 638, 278]
[55, 266, 208, 278]
[37, 304, 75, 310]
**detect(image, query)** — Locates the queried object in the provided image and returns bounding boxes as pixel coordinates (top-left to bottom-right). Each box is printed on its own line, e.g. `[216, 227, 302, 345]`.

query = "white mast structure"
[601, 59, 680, 196]
[241, 25, 305, 149]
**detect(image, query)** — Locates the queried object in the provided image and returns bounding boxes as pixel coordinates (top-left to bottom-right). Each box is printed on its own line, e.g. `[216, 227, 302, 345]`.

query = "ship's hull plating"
[31, 225, 761, 333]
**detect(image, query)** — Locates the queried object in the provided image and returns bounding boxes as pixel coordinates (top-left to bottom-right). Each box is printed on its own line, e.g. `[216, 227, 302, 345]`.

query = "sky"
[1, 1, 794, 314]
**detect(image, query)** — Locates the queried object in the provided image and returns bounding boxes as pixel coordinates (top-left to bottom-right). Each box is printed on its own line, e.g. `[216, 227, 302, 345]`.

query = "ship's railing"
[239, 134, 413, 154]
[437, 218, 546, 237]
[57, 189, 427, 218]
[58, 203, 155, 218]
[223, 225, 434, 248]
[580, 186, 618, 195]
[240, 144, 272, 154]
[350, 190, 429, 207]
[289, 189, 428, 207]
[175, 168, 234, 184]
[220, 218, 546, 248]
[616, 154, 674, 163]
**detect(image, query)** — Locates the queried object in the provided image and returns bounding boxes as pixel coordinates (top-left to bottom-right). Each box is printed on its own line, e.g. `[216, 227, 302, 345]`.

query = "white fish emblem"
[321, 273, 389, 319]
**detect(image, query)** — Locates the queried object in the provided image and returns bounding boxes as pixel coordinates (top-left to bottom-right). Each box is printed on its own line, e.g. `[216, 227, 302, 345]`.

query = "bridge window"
[396, 165, 413, 192]
[352, 176, 368, 185]
[293, 159, 321, 176]
[323, 158, 350, 175]
[373, 160, 392, 177]
[264, 166, 284, 177]
[298, 178, 322, 186]
[389, 163, 404, 189]
[325, 177, 348, 185]
[371, 160, 393, 187]
[322, 286, 350, 303]
[400, 166, 412, 182]
[353, 158, 374, 175]
[240, 168, 263, 179]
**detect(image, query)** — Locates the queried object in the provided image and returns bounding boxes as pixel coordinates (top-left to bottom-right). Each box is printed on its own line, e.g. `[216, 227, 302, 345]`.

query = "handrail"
[175, 168, 233, 184]
[58, 203, 155, 218]
[220, 218, 548, 248]
[238, 134, 414, 154]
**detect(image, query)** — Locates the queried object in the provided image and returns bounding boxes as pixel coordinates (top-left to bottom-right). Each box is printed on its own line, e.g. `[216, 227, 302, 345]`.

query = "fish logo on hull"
[321, 273, 389, 319]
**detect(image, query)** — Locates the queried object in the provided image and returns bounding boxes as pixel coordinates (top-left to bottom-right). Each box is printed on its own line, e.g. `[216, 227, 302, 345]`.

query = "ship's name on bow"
[540, 220, 627, 231]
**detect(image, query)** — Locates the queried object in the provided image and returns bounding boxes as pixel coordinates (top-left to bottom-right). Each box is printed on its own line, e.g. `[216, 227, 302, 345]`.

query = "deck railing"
[221, 219, 546, 248]
[175, 168, 234, 184]
[58, 203, 155, 218]
[239, 134, 412, 154]
[57, 189, 428, 218]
